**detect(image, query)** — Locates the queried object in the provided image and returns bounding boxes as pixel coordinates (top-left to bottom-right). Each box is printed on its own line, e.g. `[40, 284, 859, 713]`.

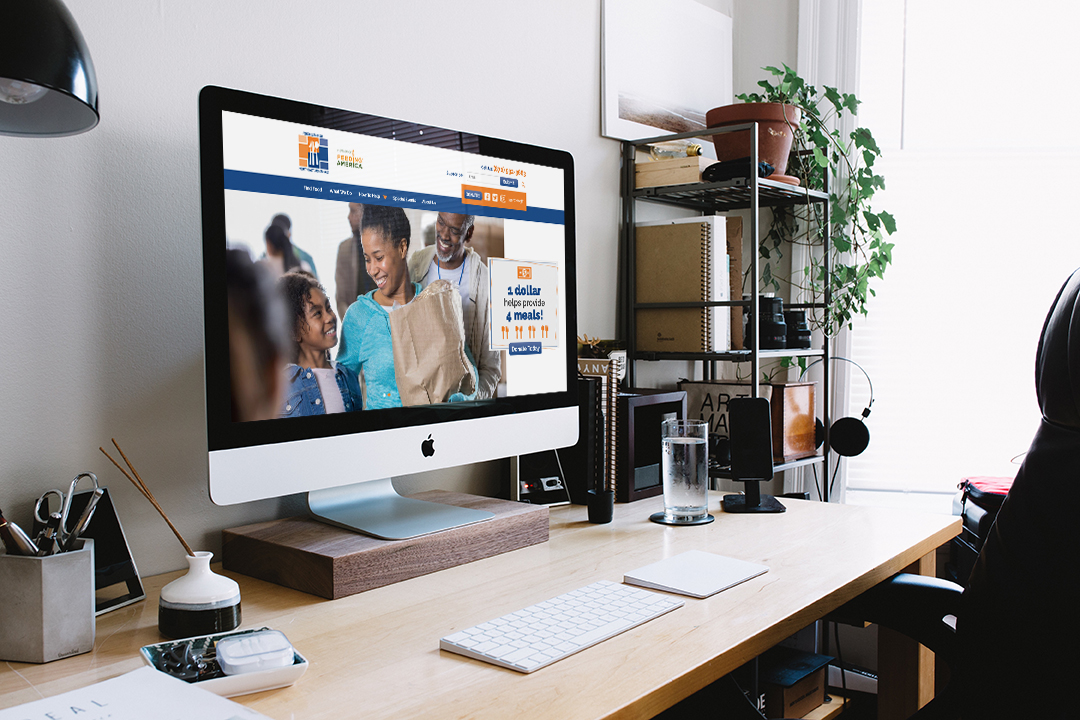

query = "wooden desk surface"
[0, 497, 959, 719]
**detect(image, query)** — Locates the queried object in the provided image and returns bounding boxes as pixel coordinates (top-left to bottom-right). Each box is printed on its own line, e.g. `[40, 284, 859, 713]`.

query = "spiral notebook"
[624, 550, 768, 599]
[634, 216, 729, 353]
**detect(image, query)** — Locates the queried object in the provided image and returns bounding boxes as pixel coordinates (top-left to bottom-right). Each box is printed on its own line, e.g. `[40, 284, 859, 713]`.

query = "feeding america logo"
[298, 132, 329, 174]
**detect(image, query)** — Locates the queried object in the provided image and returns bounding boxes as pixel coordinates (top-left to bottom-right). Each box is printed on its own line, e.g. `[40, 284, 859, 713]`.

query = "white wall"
[0, 0, 796, 576]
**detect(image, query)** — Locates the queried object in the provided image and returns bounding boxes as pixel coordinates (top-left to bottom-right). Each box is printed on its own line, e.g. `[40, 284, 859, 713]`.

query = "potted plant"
[707, 64, 896, 335]
[706, 102, 802, 181]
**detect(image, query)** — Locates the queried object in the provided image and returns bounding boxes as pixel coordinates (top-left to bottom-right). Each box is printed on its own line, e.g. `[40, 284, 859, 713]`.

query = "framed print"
[601, 0, 733, 145]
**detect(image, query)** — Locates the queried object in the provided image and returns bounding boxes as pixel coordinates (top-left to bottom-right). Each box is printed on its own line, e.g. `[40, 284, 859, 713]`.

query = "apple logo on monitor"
[422, 434, 435, 457]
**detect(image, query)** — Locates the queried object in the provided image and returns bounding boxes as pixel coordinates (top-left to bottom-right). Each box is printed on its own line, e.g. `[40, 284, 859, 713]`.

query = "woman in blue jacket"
[278, 271, 363, 417]
[337, 205, 418, 409]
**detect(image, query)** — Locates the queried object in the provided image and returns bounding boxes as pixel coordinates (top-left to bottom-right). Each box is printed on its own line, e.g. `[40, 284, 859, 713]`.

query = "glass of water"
[655, 419, 712, 525]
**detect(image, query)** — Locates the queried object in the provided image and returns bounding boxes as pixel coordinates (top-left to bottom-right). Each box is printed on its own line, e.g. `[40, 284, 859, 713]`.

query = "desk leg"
[877, 552, 935, 720]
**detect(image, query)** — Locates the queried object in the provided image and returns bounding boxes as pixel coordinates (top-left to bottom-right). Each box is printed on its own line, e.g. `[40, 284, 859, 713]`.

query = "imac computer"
[198, 86, 577, 540]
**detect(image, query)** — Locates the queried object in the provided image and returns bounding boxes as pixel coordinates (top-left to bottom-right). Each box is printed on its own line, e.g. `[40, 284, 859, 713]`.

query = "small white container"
[158, 551, 241, 639]
[217, 629, 294, 675]
[140, 627, 308, 698]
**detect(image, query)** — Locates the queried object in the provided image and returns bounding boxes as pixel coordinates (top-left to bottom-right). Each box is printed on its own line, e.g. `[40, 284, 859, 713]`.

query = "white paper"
[0, 666, 271, 720]
[624, 550, 768, 599]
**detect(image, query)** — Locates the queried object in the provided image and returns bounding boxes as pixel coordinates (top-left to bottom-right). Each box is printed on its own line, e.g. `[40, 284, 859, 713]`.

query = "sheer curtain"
[844, 0, 1080, 511]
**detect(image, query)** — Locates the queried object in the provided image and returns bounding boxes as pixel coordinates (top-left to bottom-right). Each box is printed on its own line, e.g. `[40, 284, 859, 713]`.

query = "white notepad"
[0, 666, 271, 720]
[623, 550, 769, 599]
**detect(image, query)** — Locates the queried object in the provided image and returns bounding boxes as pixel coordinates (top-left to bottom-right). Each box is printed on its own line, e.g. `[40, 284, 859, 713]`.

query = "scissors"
[33, 472, 99, 542]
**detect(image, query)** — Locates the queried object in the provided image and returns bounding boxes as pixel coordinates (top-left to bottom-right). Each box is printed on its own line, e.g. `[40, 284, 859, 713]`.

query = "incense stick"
[100, 440, 195, 557]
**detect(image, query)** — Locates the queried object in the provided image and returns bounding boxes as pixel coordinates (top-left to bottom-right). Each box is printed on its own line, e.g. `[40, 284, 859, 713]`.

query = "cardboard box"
[762, 647, 832, 719]
[679, 380, 817, 463]
[634, 155, 714, 188]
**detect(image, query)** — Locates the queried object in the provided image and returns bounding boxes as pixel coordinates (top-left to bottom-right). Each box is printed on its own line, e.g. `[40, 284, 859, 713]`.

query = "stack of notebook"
[634, 216, 734, 353]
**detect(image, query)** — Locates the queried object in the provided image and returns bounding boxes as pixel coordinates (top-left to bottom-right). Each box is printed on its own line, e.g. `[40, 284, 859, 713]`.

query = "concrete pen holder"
[0, 539, 95, 663]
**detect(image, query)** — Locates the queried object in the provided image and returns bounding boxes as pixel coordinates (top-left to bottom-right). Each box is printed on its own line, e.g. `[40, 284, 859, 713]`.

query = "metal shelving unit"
[619, 123, 837, 499]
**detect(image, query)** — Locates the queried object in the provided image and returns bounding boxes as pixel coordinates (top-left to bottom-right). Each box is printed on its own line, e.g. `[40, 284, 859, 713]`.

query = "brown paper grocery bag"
[390, 279, 477, 406]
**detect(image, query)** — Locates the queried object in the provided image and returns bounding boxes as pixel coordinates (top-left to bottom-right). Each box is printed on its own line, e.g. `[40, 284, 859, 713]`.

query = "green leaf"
[813, 146, 829, 168]
[823, 86, 843, 113]
[808, 126, 829, 148]
[864, 212, 880, 231]
[879, 211, 897, 234]
[853, 127, 881, 155]
[788, 75, 805, 97]
[842, 93, 861, 114]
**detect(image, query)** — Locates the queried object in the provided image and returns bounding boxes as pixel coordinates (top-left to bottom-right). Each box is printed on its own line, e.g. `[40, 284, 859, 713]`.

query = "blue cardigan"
[337, 285, 421, 410]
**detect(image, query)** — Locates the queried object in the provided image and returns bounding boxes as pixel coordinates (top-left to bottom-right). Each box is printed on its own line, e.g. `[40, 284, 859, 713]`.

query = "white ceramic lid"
[159, 551, 241, 606]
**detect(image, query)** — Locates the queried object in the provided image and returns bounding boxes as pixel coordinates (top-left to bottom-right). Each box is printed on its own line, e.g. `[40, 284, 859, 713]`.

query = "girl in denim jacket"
[278, 272, 363, 417]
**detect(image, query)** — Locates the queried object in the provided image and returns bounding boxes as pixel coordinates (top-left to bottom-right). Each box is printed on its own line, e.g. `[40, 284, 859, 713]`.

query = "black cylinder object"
[784, 310, 812, 349]
[158, 601, 242, 640]
[587, 490, 614, 524]
[746, 295, 786, 349]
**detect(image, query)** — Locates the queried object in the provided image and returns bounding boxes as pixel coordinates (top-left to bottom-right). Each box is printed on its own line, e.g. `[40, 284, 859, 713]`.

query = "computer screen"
[199, 86, 578, 539]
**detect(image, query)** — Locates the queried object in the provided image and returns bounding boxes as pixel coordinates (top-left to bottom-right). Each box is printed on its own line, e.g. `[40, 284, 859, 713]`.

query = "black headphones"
[799, 357, 875, 457]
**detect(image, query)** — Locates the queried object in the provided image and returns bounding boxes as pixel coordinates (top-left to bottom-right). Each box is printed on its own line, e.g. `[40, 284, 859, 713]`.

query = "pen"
[37, 512, 62, 556]
[62, 487, 104, 552]
[1, 509, 41, 556]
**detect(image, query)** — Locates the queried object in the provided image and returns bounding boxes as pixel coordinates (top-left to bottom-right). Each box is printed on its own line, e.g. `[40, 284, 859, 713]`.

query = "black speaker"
[558, 376, 602, 504]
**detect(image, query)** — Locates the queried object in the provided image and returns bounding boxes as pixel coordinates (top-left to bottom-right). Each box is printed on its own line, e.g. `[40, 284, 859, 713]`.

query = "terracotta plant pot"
[705, 103, 801, 177]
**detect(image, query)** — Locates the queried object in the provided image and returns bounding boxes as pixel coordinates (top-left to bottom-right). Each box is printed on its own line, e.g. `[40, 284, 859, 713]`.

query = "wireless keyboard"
[439, 580, 684, 673]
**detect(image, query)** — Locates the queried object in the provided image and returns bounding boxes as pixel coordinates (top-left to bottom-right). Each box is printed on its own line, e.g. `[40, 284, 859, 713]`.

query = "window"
[845, 0, 1080, 511]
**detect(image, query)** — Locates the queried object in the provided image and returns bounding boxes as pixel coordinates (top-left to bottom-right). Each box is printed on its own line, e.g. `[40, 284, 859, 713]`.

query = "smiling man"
[409, 212, 501, 399]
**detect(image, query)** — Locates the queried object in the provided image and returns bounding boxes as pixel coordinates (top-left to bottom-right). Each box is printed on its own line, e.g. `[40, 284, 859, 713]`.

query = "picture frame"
[601, 0, 733, 145]
[615, 389, 687, 503]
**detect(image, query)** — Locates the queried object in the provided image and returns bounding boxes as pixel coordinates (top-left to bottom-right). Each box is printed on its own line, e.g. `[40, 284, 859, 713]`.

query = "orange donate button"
[461, 184, 527, 211]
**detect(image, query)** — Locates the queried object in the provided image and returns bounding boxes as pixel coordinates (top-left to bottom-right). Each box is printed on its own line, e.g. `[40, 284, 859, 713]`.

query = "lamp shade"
[0, 0, 98, 137]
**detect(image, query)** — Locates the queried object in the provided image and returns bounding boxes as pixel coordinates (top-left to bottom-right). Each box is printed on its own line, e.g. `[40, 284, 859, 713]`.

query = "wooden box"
[634, 156, 713, 188]
[222, 491, 548, 600]
[679, 380, 817, 463]
[765, 666, 826, 719]
[771, 382, 817, 463]
[762, 648, 832, 719]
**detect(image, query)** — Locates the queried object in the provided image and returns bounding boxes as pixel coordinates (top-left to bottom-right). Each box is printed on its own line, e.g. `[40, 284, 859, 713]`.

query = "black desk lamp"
[0, 0, 98, 137]
[723, 396, 786, 513]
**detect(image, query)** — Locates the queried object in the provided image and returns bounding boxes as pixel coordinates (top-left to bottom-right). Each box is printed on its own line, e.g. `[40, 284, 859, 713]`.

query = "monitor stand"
[307, 478, 495, 540]
[722, 479, 786, 514]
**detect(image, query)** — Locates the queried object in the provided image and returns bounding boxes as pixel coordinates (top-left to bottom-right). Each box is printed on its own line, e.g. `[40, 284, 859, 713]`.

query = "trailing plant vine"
[738, 64, 896, 334]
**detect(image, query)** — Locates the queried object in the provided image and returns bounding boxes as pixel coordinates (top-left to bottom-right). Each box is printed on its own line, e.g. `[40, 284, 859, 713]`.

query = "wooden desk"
[0, 497, 958, 719]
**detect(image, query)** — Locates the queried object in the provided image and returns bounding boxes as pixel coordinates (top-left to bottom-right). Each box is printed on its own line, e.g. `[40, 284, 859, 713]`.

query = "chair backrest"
[957, 269, 1080, 718]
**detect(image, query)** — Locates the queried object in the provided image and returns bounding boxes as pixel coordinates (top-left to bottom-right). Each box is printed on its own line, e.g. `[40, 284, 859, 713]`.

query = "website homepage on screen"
[221, 111, 567, 421]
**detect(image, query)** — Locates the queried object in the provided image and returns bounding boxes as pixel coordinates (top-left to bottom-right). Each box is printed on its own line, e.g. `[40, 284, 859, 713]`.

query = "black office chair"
[658, 272, 1080, 720]
[835, 268, 1080, 719]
